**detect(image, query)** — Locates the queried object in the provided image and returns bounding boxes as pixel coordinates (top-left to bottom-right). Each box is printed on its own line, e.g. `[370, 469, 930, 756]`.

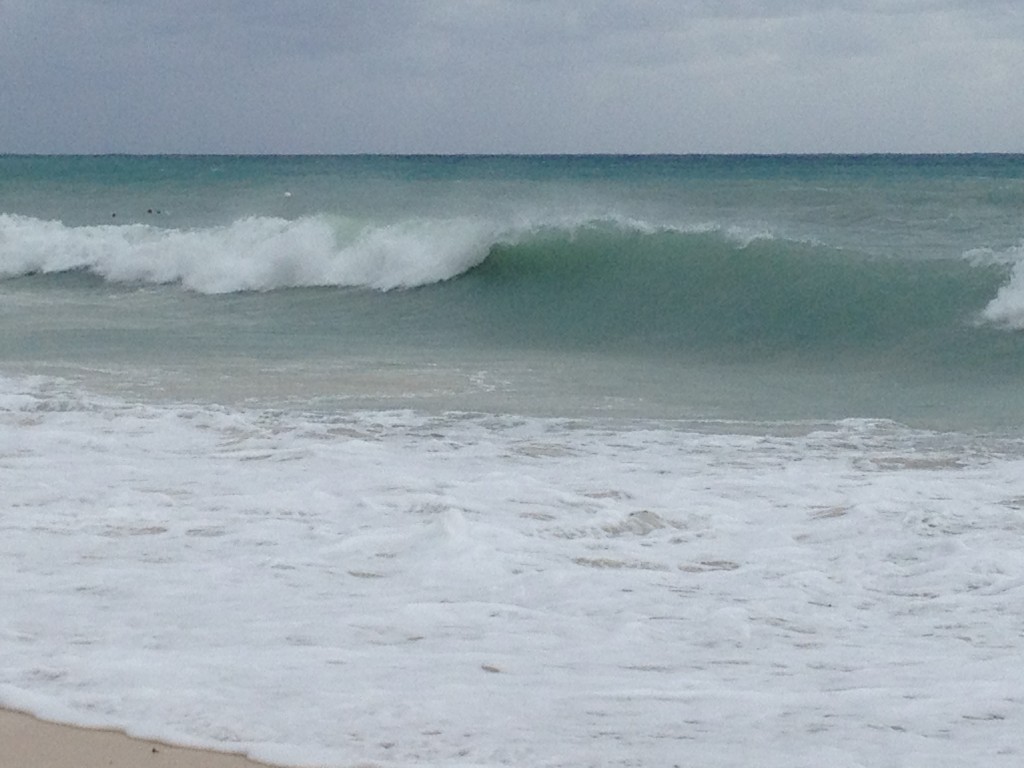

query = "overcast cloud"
[1, 0, 1022, 153]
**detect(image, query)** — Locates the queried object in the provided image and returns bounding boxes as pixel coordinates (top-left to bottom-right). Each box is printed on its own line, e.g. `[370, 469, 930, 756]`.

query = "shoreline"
[0, 708, 278, 768]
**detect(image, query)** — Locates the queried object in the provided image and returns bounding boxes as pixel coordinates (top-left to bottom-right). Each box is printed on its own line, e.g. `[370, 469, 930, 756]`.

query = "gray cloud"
[1, 0, 1021, 152]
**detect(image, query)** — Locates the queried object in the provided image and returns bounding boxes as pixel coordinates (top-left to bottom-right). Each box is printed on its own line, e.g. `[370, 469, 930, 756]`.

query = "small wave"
[0, 213, 502, 293]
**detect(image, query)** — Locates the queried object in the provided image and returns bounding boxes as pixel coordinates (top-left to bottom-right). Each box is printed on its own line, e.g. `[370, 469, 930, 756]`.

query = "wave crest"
[0, 213, 500, 293]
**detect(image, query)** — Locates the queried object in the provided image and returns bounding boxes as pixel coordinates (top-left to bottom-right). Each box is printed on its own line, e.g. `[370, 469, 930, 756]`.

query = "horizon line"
[4, 150, 1024, 158]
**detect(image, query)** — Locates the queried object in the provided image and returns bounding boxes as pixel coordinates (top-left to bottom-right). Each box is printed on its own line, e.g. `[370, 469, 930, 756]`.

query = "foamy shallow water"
[2, 374, 1024, 767]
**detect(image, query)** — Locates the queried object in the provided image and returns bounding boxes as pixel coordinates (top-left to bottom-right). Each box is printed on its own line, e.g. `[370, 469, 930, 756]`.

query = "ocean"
[2, 154, 1024, 766]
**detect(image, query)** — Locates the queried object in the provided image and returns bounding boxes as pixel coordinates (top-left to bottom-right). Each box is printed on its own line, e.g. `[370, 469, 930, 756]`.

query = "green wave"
[436, 223, 1022, 370]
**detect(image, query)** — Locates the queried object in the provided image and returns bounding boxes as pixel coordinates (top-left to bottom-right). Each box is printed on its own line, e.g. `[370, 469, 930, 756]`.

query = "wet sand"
[0, 708, 277, 768]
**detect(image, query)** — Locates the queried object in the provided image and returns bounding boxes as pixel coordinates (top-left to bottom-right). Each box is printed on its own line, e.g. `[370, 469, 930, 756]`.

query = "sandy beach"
[0, 708, 275, 768]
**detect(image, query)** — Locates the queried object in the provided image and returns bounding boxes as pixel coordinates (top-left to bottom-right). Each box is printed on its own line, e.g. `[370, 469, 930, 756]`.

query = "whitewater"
[2, 154, 1024, 766]
[0, 212, 502, 292]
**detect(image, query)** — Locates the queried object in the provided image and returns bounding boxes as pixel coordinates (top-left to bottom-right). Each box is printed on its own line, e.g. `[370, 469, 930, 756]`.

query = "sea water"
[2, 154, 1024, 766]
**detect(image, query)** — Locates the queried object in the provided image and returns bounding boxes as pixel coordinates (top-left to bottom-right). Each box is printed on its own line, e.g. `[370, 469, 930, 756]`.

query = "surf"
[3, 211, 1023, 365]
[0, 212, 504, 292]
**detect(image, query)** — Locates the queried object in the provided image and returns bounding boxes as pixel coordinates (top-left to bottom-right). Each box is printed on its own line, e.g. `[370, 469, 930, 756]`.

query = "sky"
[1, 0, 1022, 154]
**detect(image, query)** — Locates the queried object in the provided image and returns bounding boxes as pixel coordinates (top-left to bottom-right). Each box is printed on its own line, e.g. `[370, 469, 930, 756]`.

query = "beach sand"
[0, 708, 276, 768]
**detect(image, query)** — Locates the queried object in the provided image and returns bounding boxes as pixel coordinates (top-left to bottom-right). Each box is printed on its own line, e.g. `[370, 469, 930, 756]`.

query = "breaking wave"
[0, 213, 500, 292]
[2, 211, 1023, 358]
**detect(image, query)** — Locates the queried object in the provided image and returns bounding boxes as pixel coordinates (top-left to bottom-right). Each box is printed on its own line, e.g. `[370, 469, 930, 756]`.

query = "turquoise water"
[3, 154, 1024, 428]
[6, 156, 1024, 767]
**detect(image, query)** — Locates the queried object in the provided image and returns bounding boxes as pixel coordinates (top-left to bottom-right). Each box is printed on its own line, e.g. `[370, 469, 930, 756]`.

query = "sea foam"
[3, 374, 1024, 766]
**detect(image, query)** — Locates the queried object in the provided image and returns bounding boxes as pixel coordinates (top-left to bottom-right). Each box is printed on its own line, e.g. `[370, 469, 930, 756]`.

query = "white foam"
[0, 213, 500, 293]
[3, 373, 1024, 766]
[979, 245, 1024, 329]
